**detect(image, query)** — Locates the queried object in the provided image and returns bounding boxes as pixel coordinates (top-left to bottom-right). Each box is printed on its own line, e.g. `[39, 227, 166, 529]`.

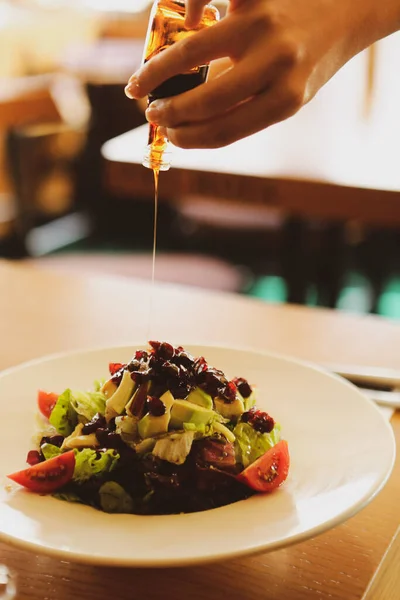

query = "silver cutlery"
[322, 364, 400, 409]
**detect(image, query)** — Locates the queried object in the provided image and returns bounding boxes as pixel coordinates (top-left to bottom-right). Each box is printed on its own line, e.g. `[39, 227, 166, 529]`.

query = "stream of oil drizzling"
[147, 168, 159, 340]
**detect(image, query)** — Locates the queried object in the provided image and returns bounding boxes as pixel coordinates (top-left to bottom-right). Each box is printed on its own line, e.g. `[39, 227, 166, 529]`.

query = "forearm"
[305, 0, 400, 99]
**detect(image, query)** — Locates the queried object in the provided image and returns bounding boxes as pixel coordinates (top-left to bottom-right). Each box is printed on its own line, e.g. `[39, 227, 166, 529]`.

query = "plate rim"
[0, 342, 396, 567]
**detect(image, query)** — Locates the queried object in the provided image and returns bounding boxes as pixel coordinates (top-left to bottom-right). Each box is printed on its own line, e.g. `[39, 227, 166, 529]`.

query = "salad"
[8, 342, 290, 515]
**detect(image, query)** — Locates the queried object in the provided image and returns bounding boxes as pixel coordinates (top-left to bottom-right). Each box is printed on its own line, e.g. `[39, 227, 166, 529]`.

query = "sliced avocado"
[170, 400, 215, 429]
[61, 423, 100, 450]
[101, 379, 118, 399]
[138, 391, 174, 439]
[105, 370, 135, 422]
[214, 396, 245, 420]
[186, 387, 213, 410]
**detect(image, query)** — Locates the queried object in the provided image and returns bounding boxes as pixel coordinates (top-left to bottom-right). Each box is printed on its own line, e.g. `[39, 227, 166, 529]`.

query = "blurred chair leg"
[315, 223, 347, 308]
[359, 229, 396, 314]
[74, 84, 146, 235]
[281, 217, 310, 304]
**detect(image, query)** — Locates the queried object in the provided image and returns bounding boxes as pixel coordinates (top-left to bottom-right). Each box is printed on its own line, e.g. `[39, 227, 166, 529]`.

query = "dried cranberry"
[40, 435, 64, 448]
[194, 356, 208, 375]
[104, 432, 124, 449]
[95, 428, 109, 446]
[233, 377, 252, 399]
[241, 411, 251, 423]
[109, 362, 125, 376]
[151, 381, 168, 398]
[163, 361, 180, 378]
[135, 350, 148, 361]
[241, 409, 275, 434]
[95, 428, 123, 449]
[48, 435, 64, 448]
[82, 413, 107, 435]
[173, 349, 195, 369]
[149, 341, 161, 352]
[27, 450, 41, 466]
[149, 353, 162, 370]
[108, 417, 117, 432]
[111, 371, 124, 386]
[221, 381, 237, 403]
[178, 364, 190, 381]
[158, 342, 174, 361]
[201, 369, 227, 396]
[128, 359, 141, 372]
[171, 382, 191, 399]
[146, 396, 166, 417]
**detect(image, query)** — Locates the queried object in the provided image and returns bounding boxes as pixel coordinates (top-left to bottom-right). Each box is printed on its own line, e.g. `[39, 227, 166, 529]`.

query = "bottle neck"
[143, 122, 172, 172]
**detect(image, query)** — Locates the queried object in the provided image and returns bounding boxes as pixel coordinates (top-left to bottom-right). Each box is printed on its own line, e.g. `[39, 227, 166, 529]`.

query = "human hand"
[126, 0, 400, 149]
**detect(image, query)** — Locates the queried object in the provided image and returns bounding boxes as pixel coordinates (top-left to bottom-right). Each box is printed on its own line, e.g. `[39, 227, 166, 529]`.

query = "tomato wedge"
[37, 390, 58, 419]
[237, 440, 290, 493]
[8, 451, 75, 494]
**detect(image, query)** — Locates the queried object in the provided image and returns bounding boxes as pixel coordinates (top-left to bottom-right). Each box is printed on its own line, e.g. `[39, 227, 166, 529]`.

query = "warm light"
[30, 0, 151, 13]
[83, 0, 151, 13]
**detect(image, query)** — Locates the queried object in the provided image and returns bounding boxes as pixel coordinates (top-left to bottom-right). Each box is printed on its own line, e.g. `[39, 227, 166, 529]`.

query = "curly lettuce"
[73, 448, 120, 483]
[41, 443, 62, 460]
[49, 389, 77, 436]
[233, 422, 281, 468]
[49, 389, 106, 436]
[70, 391, 106, 422]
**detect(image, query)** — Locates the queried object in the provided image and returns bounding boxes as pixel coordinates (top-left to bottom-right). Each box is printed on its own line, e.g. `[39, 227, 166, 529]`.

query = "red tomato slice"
[109, 363, 125, 376]
[37, 390, 58, 419]
[8, 451, 75, 494]
[237, 440, 290, 493]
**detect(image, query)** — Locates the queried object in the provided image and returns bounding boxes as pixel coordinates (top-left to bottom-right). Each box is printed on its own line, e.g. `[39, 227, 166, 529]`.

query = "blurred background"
[1, 0, 400, 318]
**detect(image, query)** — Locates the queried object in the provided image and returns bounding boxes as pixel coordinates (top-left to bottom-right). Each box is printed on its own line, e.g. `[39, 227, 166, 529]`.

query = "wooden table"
[0, 259, 399, 599]
[102, 34, 400, 227]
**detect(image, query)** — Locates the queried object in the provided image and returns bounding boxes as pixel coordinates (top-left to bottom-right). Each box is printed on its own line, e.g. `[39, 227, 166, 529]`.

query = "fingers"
[125, 17, 240, 100]
[165, 77, 305, 149]
[185, 0, 208, 29]
[145, 45, 300, 128]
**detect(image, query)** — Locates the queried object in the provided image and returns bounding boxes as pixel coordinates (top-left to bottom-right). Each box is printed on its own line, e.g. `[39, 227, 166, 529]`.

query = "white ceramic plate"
[0, 345, 395, 567]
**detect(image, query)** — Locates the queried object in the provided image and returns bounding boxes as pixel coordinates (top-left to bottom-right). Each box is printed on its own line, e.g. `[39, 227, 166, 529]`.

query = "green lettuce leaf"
[73, 448, 120, 483]
[49, 388, 106, 436]
[93, 378, 106, 392]
[69, 390, 106, 422]
[183, 422, 206, 434]
[233, 422, 281, 468]
[152, 431, 195, 465]
[115, 415, 138, 443]
[99, 482, 134, 513]
[49, 389, 77, 436]
[243, 391, 257, 411]
[41, 443, 62, 460]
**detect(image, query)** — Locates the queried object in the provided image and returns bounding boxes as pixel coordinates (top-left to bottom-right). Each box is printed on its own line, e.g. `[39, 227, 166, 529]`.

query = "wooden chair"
[0, 75, 69, 256]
